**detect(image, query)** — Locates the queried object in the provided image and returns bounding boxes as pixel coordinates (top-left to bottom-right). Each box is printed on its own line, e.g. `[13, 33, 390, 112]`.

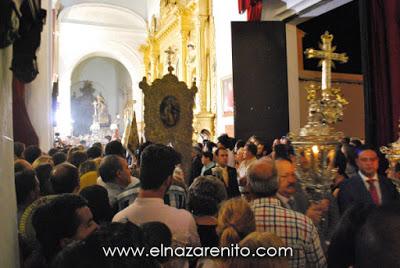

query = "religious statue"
[71, 80, 96, 136]
[93, 94, 111, 127]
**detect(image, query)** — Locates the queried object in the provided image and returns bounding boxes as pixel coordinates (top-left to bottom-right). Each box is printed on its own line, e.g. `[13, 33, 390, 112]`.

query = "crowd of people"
[12, 133, 400, 267]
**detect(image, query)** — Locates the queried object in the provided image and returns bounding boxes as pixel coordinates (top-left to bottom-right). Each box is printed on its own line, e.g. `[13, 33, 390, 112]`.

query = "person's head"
[217, 198, 256, 247]
[141, 222, 172, 263]
[341, 143, 357, 167]
[188, 175, 227, 216]
[99, 155, 131, 187]
[276, 159, 297, 198]
[350, 138, 362, 148]
[52, 152, 67, 166]
[32, 194, 98, 261]
[32, 155, 54, 169]
[86, 146, 102, 159]
[341, 136, 351, 145]
[48, 148, 59, 157]
[247, 158, 278, 198]
[79, 185, 112, 224]
[79, 160, 98, 177]
[35, 163, 54, 196]
[15, 169, 40, 207]
[200, 129, 211, 141]
[235, 147, 245, 164]
[139, 144, 181, 191]
[256, 141, 267, 157]
[204, 141, 217, 153]
[234, 139, 245, 153]
[201, 151, 213, 166]
[92, 142, 103, 150]
[14, 142, 25, 159]
[66, 147, 81, 163]
[327, 203, 375, 268]
[273, 144, 291, 161]
[217, 134, 231, 149]
[53, 222, 156, 268]
[225, 232, 288, 268]
[23, 145, 42, 164]
[215, 148, 228, 167]
[244, 143, 257, 160]
[105, 140, 126, 157]
[50, 163, 80, 194]
[14, 159, 33, 173]
[192, 146, 202, 159]
[355, 203, 400, 268]
[355, 146, 379, 178]
[69, 150, 88, 169]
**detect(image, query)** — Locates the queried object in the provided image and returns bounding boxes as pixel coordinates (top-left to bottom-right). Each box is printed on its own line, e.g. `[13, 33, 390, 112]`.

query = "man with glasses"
[338, 145, 399, 214]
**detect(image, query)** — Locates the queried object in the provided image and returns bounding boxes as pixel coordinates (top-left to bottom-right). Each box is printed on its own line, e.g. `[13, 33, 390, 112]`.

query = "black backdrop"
[231, 22, 289, 147]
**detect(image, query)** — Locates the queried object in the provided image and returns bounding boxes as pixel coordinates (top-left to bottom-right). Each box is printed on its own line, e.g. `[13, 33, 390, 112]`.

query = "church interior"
[1, 0, 400, 267]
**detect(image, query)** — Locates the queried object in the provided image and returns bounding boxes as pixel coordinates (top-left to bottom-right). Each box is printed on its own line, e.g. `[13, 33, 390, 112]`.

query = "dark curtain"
[367, 0, 400, 147]
[238, 0, 263, 21]
[12, 76, 39, 146]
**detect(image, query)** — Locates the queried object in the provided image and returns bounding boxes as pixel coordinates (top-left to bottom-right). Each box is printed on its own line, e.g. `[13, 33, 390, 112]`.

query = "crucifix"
[304, 31, 348, 101]
[164, 46, 176, 73]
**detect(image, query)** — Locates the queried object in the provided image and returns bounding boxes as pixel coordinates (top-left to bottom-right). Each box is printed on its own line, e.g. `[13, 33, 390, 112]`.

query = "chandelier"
[289, 32, 349, 200]
[380, 119, 400, 190]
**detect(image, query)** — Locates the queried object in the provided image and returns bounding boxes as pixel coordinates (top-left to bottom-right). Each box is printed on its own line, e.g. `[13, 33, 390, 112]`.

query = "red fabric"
[367, 180, 380, 205]
[238, 0, 263, 21]
[238, 0, 250, 14]
[369, 0, 400, 146]
[247, 0, 263, 21]
[12, 76, 39, 146]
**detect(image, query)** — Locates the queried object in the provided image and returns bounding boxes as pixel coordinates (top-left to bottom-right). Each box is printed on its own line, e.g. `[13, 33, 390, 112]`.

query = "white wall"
[25, 0, 53, 151]
[71, 57, 131, 126]
[60, 0, 148, 20]
[0, 47, 19, 268]
[57, 3, 147, 137]
[213, 0, 246, 136]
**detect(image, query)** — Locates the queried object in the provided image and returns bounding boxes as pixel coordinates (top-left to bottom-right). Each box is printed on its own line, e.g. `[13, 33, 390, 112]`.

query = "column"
[0, 47, 20, 267]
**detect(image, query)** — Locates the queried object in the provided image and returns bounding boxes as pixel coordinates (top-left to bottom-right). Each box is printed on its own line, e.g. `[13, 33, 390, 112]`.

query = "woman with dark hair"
[331, 146, 349, 197]
[341, 143, 358, 178]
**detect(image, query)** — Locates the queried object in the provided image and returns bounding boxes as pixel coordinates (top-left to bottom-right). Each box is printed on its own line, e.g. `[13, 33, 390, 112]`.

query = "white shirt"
[358, 171, 382, 203]
[113, 197, 200, 247]
[227, 149, 236, 168]
[276, 193, 295, 209]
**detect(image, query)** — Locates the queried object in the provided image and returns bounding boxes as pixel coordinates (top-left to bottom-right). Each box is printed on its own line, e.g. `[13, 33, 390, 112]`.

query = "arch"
[56, 3, 147, 136]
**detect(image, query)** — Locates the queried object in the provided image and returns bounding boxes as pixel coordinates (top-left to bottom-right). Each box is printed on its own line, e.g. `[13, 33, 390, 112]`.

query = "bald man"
[248, 159, 326, 268]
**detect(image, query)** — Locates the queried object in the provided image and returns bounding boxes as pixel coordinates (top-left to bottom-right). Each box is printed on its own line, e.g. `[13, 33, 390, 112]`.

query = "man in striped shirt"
[247, 158, 326, 267]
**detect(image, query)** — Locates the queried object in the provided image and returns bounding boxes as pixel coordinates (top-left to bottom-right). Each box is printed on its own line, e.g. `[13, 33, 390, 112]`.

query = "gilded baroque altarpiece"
[140, 0, 216, 138]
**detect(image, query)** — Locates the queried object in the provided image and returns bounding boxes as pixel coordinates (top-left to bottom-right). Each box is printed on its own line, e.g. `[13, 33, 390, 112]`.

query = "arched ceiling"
[59, 3, 147, 31]
[58, 0, 151, 21]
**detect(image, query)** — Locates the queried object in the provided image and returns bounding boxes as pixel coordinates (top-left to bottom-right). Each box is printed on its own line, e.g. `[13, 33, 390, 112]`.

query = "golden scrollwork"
[140, 0, 216, 138]
[139, 64, 197, 182]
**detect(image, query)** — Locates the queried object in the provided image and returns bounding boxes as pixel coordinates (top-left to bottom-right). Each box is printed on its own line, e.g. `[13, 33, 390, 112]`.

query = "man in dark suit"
[338, 146, 399, 214]
[204, 148, 240, 198]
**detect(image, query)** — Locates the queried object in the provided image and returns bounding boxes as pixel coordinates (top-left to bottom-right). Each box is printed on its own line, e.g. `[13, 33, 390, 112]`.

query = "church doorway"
[69, 57, 132, 139]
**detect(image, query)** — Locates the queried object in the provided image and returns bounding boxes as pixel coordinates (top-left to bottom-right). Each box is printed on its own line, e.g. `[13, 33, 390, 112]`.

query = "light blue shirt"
[200, 161, 215, 176]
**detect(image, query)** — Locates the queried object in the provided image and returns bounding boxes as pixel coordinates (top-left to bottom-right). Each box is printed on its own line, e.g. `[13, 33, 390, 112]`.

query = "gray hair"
[247, 159, 278, 197]
[188, 175, 228, 216]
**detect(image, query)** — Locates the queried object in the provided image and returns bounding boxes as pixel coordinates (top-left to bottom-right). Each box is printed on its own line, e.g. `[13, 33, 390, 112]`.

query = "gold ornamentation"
[289, 32, 349, 199]
[380, 118, 400, 190]
[139, 63, 197, 182]
[140, 0, 216, 138]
